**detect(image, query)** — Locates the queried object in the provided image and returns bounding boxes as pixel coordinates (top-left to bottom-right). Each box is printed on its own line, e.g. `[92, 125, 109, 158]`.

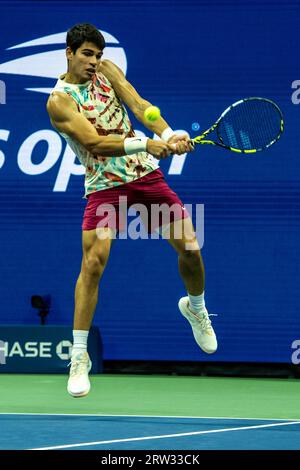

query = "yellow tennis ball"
[144, 106, 161, 122]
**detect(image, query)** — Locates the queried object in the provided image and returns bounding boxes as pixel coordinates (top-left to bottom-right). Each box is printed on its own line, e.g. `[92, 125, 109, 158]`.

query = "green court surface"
[0, 374, 299, 419]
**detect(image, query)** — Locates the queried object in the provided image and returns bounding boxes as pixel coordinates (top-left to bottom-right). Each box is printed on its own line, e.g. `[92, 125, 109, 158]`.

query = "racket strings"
[217, 100, 282, 151]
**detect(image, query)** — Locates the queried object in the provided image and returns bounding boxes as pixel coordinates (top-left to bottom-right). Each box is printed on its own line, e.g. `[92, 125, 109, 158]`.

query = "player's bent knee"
[180, 248, 201, 262]
[82, 255, 107, 278]
[183, 238, 200, 253]
[176, 237, 200, 255]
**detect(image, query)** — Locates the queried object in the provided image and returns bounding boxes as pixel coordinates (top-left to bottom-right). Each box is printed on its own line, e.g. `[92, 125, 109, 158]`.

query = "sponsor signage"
[0, 325, 103, 373]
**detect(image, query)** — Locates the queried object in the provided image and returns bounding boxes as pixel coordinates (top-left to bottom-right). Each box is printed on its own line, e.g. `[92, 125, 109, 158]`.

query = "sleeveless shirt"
[52, 72, 159, 197]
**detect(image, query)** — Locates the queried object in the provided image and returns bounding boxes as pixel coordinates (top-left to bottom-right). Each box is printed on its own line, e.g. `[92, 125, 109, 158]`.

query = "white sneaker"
[178, 296, 218, 354]
[67, 351, 92, 398]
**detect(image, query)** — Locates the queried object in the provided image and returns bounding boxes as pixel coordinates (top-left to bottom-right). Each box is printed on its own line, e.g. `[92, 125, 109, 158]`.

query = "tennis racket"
[192, 97, 284, 153]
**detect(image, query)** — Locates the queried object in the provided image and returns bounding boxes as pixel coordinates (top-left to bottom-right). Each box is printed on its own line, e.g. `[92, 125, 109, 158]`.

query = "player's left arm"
[98, 60, 192, 152]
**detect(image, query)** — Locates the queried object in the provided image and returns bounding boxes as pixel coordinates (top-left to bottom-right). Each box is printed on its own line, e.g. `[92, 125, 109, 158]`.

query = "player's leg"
[163, 217, 217, 354]
[165, 216, 204, 295]
[68, 227, 114, 398]
[74, 227, 113, 330]
[128, 169, 217, 353]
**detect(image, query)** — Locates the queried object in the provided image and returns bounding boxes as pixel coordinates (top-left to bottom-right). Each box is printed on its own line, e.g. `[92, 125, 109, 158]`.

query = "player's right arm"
[47, 92, 173, 159]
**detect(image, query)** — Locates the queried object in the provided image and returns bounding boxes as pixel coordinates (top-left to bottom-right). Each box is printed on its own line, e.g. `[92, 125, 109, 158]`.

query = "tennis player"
[47, 23, 217, 397]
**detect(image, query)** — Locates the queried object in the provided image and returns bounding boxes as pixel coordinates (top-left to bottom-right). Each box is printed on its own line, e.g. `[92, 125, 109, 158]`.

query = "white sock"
[72, 330, 89, 356]
[188, 292, 206, 314]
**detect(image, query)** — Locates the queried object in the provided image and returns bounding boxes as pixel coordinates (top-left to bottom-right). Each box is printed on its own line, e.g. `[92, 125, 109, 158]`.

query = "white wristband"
[161, 127, 176, 142]
[124, 137, 148, 155]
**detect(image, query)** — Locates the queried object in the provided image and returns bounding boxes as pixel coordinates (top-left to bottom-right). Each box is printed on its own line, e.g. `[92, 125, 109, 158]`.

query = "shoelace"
[68, 358, 88, 377]
[188, 308, 218, 332]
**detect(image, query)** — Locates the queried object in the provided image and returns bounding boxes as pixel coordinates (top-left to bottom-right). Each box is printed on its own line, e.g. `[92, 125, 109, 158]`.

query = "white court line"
[30, 421, 300, 450]
[1, 412, 300, 422]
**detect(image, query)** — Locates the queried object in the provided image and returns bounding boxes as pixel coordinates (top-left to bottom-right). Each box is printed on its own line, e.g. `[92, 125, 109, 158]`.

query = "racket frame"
[192, 97, 284, 154]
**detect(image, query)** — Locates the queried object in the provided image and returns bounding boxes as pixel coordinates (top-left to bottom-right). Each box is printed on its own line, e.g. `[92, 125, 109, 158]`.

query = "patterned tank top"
[52, 72, 159, 197]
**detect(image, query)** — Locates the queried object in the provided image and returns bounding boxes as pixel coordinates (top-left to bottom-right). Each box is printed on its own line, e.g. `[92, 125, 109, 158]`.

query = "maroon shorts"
[82, 169, 189, 233]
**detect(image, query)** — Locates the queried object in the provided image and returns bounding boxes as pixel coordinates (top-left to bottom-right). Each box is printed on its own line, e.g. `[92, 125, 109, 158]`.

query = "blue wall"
[0, 0, 299, 363]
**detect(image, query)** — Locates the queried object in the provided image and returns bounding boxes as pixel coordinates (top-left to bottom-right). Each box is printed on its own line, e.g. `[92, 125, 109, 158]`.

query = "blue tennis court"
[1, 414, 300, 450]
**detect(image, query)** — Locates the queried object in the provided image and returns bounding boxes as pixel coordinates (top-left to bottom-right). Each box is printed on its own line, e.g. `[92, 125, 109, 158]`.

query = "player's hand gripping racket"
[191, 97, 283, 153]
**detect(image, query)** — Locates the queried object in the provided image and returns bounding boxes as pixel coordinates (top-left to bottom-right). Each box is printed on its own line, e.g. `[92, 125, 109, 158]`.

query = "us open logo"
[0, 30, 127, 93]
[0, 29, 128, 184]
[0, 29, 189, 187]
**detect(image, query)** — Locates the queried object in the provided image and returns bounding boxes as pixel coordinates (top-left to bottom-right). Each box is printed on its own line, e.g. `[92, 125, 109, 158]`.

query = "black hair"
[66, 23, 105, 53]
